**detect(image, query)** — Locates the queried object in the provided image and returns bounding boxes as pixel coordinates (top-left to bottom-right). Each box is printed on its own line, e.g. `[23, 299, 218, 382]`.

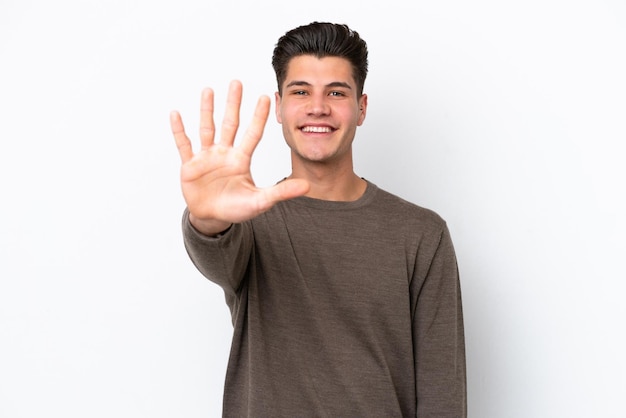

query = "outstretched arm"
[170, 80, 309, 236]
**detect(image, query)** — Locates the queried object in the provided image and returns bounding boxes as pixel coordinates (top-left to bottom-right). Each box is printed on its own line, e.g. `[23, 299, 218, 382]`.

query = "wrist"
[188, 213, 232, 237]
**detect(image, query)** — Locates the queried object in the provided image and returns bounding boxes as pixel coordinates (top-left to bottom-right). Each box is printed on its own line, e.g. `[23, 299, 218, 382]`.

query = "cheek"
[344, 109, 363, 125]
[278, 106, 299, 125]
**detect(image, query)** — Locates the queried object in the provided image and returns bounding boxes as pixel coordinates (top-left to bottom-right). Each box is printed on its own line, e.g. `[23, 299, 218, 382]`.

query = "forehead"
[284, 55, 356, 87]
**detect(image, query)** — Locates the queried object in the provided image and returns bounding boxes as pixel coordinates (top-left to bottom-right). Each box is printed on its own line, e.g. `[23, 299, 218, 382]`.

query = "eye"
[329, 91, 346, 97]
[293, 90, 308, 96]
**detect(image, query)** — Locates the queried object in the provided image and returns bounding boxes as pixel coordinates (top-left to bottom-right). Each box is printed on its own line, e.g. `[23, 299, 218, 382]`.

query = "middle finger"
[219, 80, 242, 146]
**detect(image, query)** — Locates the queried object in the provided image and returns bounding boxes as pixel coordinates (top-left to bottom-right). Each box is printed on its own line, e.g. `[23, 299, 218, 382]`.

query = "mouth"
[300, 125, 334, 133]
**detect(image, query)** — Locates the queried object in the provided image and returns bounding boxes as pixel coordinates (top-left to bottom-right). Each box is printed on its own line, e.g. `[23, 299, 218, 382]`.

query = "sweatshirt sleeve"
[181, 208, 253, 299]
[412, 223, 467, 417]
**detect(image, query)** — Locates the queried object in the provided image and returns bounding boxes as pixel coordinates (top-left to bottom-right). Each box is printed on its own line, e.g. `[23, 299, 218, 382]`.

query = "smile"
[301, 126, 333, 133]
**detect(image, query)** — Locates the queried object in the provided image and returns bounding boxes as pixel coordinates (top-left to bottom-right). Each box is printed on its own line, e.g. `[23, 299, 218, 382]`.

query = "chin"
[301, 149, 337, 162]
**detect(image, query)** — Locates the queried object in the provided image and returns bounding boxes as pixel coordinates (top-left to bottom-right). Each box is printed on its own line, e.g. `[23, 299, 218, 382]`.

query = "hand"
[170, 80, 309, 235]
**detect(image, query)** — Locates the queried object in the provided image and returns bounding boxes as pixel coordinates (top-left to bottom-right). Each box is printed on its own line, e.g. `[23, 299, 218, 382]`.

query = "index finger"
[239, 95, 271, 156]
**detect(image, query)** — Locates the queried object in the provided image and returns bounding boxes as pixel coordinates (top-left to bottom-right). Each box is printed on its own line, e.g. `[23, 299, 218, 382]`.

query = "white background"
[1, 0, 625, 417]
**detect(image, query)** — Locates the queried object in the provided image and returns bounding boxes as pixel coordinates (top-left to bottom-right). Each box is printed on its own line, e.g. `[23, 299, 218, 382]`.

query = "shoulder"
[370, 183, 447, 231]
[366, 183, 455, 261]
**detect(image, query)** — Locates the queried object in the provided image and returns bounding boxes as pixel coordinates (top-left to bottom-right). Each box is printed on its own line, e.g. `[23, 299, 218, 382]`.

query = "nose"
[306, 94, 330, 116]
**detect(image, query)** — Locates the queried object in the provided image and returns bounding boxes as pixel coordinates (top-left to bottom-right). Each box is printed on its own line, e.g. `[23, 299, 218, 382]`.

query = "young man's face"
[275, 55, 367, 168]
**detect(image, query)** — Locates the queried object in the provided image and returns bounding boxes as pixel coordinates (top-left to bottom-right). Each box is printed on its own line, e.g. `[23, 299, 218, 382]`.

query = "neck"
[289, 162, 367, 202]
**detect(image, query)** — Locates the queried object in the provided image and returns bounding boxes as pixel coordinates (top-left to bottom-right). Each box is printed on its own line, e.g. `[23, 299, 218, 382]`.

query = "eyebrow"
[285, 80, 353, 90]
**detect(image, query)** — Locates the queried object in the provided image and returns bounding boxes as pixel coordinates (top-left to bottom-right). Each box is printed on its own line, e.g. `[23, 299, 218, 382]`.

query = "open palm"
[170, 81, 308, 234]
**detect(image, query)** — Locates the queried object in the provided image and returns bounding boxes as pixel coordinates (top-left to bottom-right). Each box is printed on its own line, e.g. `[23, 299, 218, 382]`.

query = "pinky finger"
[170, 110, 193, 163]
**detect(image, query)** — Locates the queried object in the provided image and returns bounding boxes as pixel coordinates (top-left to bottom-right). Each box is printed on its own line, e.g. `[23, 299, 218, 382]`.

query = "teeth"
[302, 126, 332, 133]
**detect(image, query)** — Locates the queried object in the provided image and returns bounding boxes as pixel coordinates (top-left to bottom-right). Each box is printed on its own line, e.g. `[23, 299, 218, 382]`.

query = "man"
[171, 22, 466, 417]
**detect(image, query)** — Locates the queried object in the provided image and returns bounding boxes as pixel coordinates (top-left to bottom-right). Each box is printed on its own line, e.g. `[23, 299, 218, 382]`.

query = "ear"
[357, 94, 368, 126]
[275, 92, 283, 124]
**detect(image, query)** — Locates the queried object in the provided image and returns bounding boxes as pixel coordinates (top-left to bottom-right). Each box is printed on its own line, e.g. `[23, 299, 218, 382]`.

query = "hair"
[271, 22, 369, 96]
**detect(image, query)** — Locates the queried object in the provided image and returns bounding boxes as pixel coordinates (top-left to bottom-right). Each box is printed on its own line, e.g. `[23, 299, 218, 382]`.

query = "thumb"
[261, 178, 310, 207]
